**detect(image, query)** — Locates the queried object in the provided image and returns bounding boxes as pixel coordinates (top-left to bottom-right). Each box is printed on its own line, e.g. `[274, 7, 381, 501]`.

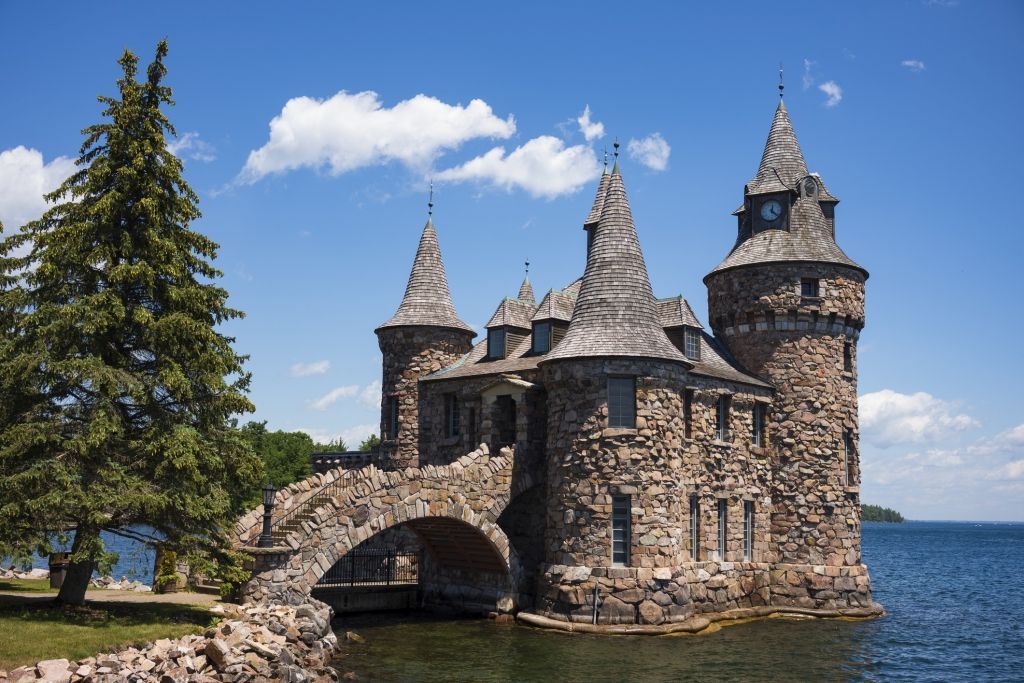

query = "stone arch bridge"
[234, 447, 535, 611]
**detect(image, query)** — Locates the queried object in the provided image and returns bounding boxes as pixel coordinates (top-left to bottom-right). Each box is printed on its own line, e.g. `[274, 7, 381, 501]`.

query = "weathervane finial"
[613, 137, 620, 159]
[603, 147, 608, 169]
[428, 180, 434, 217]
[779, 62, 785, 99]
[525, 259, 530, 276]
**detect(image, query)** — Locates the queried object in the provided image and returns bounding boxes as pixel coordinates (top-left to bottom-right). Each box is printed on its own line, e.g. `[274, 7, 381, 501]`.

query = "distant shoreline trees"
[862, 504, 905, 523]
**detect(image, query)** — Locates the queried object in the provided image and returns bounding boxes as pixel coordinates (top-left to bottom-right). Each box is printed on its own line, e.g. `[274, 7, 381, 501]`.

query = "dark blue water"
[335, 522, 1024, 682]
[9, 527, 157, 583]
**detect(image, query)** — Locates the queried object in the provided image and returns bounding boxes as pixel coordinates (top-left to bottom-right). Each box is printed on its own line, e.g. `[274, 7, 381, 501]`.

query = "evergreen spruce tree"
[0, 41, 262, 604]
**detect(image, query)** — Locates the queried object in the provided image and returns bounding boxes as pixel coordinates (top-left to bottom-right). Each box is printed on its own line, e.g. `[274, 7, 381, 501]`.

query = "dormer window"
[683, 327, 701, 361]
[532, 321, 551, 354]
[487, 328, 506, 360]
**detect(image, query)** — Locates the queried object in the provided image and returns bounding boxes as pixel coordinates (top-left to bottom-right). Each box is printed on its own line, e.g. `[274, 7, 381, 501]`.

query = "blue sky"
[1, 1, 1022, 521]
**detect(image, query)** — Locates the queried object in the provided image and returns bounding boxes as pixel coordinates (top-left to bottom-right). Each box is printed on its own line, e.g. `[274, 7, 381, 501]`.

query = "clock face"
[760, 199, 783, 221]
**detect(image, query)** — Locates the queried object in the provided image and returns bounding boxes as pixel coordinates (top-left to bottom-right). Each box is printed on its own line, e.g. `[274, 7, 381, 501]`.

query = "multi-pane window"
[612, 495, 631, 565]
[445, 394, 460, 438]
[607, 377, 636, 429]
[689, 495, 700, 561]
[752, 403, 765, 447]
[843, 430, 854, 486]
[683, 389, 694, 440]
[533, 321, 551, 354]
[717, 499, 728, 560]
[743, 500, 754, 561]
[801, 278, 820, 298]
[843, 342, 853, 372]
[387, 396, 399, 439]
[683, 327, 701, 361]
[715, 395, 731, 441]
[488, 328, 506, 359]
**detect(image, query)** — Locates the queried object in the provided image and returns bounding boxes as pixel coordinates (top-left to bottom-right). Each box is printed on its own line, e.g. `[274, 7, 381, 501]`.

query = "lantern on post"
[258, 483, 277, 548]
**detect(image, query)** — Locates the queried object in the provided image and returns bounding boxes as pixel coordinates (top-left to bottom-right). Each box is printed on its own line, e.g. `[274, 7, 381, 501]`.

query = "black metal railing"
[317, 549, 419, 587]
[311, 450, 381, 474]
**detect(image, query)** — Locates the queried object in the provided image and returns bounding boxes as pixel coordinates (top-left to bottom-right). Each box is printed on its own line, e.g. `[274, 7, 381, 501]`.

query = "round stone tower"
[375, 216, 474, 469]
[705, 100, 870, 582]
[538, 159, 694, 623]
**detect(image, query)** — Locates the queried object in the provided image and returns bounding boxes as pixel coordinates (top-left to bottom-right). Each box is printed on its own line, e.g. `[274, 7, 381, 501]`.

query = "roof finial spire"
[612, 137, 620, 174]
[428, 179, 434, 217]
[603, 147, 609, 170]
[524, 259, 530, 276]
[778, 62, 785, 99]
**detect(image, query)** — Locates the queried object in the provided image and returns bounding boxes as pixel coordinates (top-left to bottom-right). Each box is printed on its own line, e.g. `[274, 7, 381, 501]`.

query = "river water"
[333, 521, 1024, 682]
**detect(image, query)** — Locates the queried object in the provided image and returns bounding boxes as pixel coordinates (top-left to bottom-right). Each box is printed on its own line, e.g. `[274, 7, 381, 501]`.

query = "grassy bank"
[0, 599, 211, 671]
[0, 578, 57, 594]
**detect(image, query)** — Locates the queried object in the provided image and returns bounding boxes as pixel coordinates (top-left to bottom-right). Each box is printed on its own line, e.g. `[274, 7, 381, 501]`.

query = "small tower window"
[611, 495, 631, 566]
[689, 495, 700, 561]
[743, 500, 754, 561]
[607, 377, 636, 429]
[843, 342, 853, 372]
[715, 395, 731, 442]
[717, 499, 728, 560]
[468, 406, 478, 447]
[801, 278, 820, 298]
[532, 321, 551, 354]
[752, 403, 766, 447]
[387, 396, 399, 440]
[445, 394, 460, 438]
[683, 389, 694, 440]
[843, 430, 854, 486]
[487, 328, 506, 360]
[683, 327, 701, 361]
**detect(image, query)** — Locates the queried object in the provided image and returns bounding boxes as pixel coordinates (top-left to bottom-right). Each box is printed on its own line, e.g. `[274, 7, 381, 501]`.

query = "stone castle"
[240, 97, 881, 631]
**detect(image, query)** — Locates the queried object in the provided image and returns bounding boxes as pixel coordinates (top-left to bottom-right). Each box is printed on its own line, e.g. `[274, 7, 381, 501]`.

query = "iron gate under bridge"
[313, 548, 420, 613]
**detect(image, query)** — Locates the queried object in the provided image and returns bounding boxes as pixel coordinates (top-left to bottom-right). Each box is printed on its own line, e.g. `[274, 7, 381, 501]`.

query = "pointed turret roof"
[376, 218, 474, 334]
[517, 276, 535, 303]
[746, 100, 808, 196]
[583, 169, 611, 227]
[544, 168, 688, 364]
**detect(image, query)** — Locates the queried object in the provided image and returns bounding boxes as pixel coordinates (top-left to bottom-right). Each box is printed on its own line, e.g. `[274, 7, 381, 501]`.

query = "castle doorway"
[494, 394, 517, 450]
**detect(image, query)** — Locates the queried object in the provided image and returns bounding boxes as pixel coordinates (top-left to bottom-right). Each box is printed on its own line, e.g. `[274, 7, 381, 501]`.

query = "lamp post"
[258, 483, 277, 548]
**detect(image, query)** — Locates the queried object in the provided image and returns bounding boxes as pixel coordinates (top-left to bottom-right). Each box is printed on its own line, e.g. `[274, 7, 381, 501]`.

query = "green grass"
[0, 578, 57, 594]
[0, 602, 211, 671]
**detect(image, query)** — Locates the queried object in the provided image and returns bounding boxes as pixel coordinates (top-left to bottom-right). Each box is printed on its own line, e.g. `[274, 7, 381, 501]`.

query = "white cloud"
[238, 91, 515, 184]
[901, 60, 927, 73]
[626, 133, 671, 172]
[818, 81, 843, 107]
[309, 385, 359, 411]
[0, 146, 76, 231]
[860, 389, 980, 448]
[435, 135, 600, 199]
[576, 105, 604, 142]
[802, 59, 816, 90]
[289, 360, 330, 377]
[167, 132, 216, 162]
[359, 380, 382, 410]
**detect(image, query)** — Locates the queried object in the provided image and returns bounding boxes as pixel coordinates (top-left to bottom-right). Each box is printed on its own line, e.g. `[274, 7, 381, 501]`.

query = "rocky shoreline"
[2, 567, 153, 593]
[0, 600, 339, 682]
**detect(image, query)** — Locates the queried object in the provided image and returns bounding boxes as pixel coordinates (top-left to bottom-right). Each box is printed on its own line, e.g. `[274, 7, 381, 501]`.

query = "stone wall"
[707, 263, 868, 572]
[375, 326, 474, 468]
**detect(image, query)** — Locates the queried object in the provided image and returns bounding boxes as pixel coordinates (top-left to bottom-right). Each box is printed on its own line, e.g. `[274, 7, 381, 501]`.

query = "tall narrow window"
[607, 377, 636, 429]
[752, 403, 765, 447]
[468, 406, 478, 446]
[801, 278, 820, 298]
[715, 395, 731, 441]
[717, 499, 728, 560]
[445, 394, 460, 438]
[387, 396, 399, 439]
[683, 327, 701, 361]
[843, 342, 853, 372]
[743, 500, 754, 561]
[532, 321, 551, 354]
[683, 389, 694, 439]
[843, 430, 854, 486]
[689, 495, 700, 561]
[488, 328, 506, 359]
[612, 495, 631, 566]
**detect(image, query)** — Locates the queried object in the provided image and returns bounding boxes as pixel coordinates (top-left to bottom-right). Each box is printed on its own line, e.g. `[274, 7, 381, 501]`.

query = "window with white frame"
[717, 499, 728, 560]
[612, 495, 631, 565]
[716, 395, 731, 441]
[743, 500, 754, 561]
[607, 377, 636, 429]
[684, 327, 701, 361]
[752, 403, 766, 447]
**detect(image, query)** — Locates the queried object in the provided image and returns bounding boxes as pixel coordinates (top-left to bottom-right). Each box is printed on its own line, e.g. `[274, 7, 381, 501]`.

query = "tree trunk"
[56, 527, 97, 605]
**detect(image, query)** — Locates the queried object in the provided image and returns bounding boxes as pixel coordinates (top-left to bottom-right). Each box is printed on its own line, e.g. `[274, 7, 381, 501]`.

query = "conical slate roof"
[376, 218, 474, 334]
[746, 100, 808, 196]
[517, 276, 535, 303]
[544, 170, 688, 364]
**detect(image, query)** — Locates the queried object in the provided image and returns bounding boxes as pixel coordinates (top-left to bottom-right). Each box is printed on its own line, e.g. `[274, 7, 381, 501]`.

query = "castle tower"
[704, 99, 871, 583]
[375, 215, 474, 468]
[538, 159, 693, 620]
